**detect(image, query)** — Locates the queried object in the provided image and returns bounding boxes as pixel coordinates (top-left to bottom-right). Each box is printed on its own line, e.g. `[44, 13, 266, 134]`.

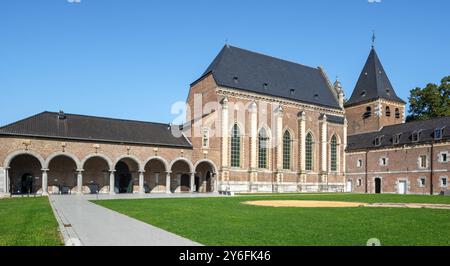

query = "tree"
[406, 76, 450, 122]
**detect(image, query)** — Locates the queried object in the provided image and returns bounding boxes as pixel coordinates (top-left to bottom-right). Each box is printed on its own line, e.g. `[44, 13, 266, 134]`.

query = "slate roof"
[0, 111, 192, 148]
[345, 48, 405, 107]
[195, 45, 341, 110]
[347, 116, 450, 151]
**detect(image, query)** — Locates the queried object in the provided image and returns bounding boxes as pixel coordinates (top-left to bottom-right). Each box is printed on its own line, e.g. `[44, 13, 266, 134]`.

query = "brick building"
[0, 45, 448, 196]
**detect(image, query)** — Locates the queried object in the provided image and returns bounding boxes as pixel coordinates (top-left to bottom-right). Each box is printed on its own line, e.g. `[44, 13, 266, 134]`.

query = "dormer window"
[363, 106, 372, 119]
[393, 133, 401, 145]
[290, 89, 295, 96]
[435, 128, 444, 140]
[233, 76, 239, 83]
[385, 89, 391, 95]
[412, 130, 421, 142]
[263, 83, 269, 90]
[360, 90, 367, 97]
[374, 136, 383, 146]
[385, 106, 391, 117]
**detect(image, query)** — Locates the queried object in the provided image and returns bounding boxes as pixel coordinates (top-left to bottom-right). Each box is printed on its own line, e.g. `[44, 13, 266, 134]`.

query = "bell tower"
[345, 44, 406, 135]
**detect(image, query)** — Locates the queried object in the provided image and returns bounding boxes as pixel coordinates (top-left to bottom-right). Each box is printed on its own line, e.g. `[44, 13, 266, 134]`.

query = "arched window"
[283, 130, 291, 170]
[230, 124, 241, 167]
[395, 108, 400, 119]
[330, 135, 338, 172]
[385, 106, 391, 117]
[364, 106, 372, 119]
[305, 132, 314, 171]
[258, 128, 269, 169]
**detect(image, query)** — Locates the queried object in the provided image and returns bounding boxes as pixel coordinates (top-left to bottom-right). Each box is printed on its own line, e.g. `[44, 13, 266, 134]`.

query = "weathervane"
[371, 30, 376, 48]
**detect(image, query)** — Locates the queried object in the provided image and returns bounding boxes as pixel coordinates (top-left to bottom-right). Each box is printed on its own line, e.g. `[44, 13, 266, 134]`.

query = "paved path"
[49, 193, 222, 246]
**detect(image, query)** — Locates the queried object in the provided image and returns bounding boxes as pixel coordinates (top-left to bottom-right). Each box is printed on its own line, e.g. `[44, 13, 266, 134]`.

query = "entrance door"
[346, 180, 352, 192]
[375, 178, 381, 194]
[398, 181, 407, 194]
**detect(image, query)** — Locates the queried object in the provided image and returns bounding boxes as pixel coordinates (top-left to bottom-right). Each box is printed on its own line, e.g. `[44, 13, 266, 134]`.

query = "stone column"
[165, 172, 171, 193]
[138, 171, 145, 194]
[298, 111, 306, 182]
[275, 105, 284, 192]
[5, 167, 9, 194]
[190, 172, 195, 193]
[76, 169, 83, 195]
[220, 98, 229, 181]
[249, 101, 258, 190]
[320, 115, 328, 184]
[109, 170, 116, 195]
[42, 169, 49, 195]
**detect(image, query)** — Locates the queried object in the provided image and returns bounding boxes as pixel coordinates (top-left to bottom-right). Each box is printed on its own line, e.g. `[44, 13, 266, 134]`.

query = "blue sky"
[0, 0, 449, 126]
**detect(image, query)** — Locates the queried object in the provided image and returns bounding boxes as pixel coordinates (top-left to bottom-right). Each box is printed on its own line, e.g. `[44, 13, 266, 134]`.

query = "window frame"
[282, 130, 292, 170]
[230, 124, 241, 168]
[305, 132, 314, 172]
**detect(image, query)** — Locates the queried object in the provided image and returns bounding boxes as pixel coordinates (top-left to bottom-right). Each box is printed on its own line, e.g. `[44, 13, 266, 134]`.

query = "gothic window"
[283, 130, 291, 170]
[230, 124, 241, 167]
[305, 132, 314, 171]
[330, 135, 338, 172]
[258, 128, 269, 169]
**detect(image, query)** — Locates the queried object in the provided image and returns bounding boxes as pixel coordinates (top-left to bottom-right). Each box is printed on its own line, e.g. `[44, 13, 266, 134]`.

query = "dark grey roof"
[345, 48, 405, 107]
[0, 111, 192, 148]
[347, 116, 450, 151]
[195, 45, 341, 110]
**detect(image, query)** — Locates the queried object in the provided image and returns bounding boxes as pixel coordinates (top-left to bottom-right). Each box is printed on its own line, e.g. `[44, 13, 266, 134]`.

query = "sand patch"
[243, 200, 368, 208]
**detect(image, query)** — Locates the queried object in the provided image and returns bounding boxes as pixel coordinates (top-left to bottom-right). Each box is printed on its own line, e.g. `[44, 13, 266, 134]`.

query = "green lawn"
[0, 197, 62, 246]
[94, 194, 450, 246]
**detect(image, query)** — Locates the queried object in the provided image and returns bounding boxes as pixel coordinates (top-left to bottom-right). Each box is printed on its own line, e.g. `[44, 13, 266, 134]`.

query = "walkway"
[49, 193, 223, 246]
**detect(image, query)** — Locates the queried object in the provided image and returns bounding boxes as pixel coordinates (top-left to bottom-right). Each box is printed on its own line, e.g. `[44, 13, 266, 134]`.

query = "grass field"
[94, 193, 450, 246]
[0, 197, 62, 246]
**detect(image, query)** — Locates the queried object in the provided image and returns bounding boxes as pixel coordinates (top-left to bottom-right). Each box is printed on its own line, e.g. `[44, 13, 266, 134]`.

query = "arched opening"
[47, 155, 78, 194]
[364, 106, 372, 119]
[230, 124, 241, 168]
[83, 156, 111, 194]
[330, 135, 338, 172]
[305, 132, 314, 171]
[283, 130, 292, 170]
[258, 128, 269, 169]
[8, 154, 43, 195]
[170, 159, 192, 193]
[375, 178, 382, 194]
[194, 161, 216, 193]
[114, 158, 139, 194]
[385, 106, 391, 117]
[144, 158, 167, 193]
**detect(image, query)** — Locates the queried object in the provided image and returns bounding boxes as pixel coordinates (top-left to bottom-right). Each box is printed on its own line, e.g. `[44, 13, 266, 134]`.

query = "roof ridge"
[47, 111, 175, 127]
[226, 45, 320, 72]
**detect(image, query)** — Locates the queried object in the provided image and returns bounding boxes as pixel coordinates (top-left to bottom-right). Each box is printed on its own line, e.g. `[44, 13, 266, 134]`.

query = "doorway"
[20, 173, 34, 194]
[115, 161, 132, 193]
[346, 180, 352, 192]
[375, 178, 382, 194]
[180, 174, 190, 192]
[398, 180, 407, 194]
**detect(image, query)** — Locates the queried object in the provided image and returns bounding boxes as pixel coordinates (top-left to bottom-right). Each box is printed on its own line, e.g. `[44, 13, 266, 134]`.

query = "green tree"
[406, 76, 450, 122]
